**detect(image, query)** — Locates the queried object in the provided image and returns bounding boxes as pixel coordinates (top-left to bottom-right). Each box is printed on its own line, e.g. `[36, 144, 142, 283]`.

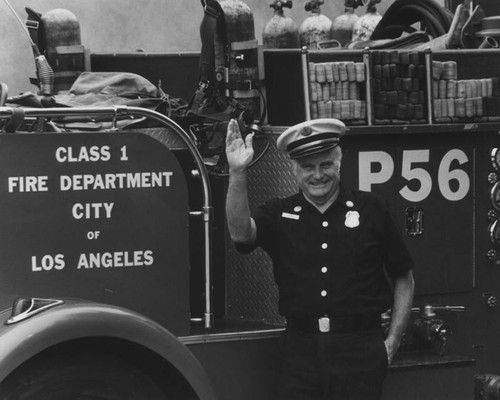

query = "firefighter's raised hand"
[226, 119, 254, 173]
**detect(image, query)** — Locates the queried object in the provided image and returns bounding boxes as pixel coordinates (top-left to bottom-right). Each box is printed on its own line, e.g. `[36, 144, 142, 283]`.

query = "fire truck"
[0, 48, 498, 400]
[1, 10, 500, 398]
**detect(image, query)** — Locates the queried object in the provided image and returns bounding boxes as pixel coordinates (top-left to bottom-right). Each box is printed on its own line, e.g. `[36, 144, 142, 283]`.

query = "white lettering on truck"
[55, 146, 111, 162]
[77, 250, 154, 269]
[8, 176, 48, 192]
[60, 172, 173, 191]
[358, 149, 470, 202]
[32, 254, 65, 271]
[72, 202, 114, 219]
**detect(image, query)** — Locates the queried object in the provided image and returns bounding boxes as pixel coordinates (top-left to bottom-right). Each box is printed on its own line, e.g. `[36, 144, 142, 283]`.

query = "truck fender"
[0, 299, 217, 400]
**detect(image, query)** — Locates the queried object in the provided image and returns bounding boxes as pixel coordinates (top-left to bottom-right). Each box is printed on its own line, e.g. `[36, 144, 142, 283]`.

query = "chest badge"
[345, 211, 360, 228]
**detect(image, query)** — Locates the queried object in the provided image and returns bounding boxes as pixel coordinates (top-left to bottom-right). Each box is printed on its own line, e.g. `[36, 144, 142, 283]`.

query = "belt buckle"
[318, 317, 330, 333]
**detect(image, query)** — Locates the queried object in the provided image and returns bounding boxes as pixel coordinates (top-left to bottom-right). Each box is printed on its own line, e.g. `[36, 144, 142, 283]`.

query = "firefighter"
[225, 118, 415, 400]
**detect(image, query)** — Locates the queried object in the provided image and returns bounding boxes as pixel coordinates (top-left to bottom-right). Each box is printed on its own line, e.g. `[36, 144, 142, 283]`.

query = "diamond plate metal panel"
[226, 134, 295, 325]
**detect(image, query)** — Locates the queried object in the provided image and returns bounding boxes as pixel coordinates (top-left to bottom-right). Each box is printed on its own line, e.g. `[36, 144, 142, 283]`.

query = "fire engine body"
[0, 46, 500, 399]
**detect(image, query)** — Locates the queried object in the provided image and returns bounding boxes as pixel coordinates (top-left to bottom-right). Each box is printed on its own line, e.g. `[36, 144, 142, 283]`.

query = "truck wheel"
[0, 351, 170, 400]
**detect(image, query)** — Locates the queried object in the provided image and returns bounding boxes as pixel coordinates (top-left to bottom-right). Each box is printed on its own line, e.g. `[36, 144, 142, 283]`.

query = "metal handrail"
[0, 105, 214, 329]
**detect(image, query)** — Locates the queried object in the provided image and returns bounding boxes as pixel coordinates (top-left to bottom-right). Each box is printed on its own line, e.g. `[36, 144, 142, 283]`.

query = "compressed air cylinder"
[42, 8, 81, 54]
[263, 0, 300, 49]
[299, 0, 333, 50]
[218, 0, 260, 120]
[352, 0, 382, 42]
[331, 0, 359, 47]
[41, 8, 83, 93]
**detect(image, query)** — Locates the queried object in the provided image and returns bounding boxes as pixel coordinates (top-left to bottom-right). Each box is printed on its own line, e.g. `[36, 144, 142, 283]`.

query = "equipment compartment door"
[342, 132, 475, 295]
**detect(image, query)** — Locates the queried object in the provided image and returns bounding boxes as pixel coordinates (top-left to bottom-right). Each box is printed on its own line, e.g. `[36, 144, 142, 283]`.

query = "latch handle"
[405, 207, 424, 236]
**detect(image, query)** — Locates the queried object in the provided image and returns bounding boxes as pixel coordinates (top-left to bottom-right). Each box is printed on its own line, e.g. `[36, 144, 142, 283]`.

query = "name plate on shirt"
[282, 212, 300, 220]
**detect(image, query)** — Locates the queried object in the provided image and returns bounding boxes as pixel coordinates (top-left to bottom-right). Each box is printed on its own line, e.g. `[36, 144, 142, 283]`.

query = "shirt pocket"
[333, 224, 358, 250]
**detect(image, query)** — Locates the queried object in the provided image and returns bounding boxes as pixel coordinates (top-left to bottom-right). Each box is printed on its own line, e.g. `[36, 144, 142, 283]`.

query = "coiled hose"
[370, 0, 454, 40]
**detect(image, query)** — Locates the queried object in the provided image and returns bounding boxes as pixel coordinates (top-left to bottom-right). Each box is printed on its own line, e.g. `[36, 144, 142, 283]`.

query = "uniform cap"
[277, 118, 346, 159]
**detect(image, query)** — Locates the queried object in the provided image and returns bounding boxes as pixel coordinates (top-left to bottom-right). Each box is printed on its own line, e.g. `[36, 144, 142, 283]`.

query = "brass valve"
[412, 316, 451, 356]
[421, 304, 465, 319]
[270, 0, 293, 10]
[410, 304, 465, 355]
[305, 0, 324, 13]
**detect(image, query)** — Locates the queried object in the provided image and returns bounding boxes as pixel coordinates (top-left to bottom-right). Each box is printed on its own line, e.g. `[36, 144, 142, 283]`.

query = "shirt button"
[321, 267, 328, 273]
[321, 290, 327, 297]
[322, 221, 328, 227]
[321, 243, 328, 249]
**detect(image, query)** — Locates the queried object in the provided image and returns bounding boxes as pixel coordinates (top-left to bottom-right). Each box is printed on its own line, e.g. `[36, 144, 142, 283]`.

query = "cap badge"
[300, 126, 313, 137]
[345, 211, 360, 228]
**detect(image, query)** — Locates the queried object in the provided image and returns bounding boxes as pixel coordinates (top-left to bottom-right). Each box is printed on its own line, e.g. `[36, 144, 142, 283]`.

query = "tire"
[0, 351, 169, 400]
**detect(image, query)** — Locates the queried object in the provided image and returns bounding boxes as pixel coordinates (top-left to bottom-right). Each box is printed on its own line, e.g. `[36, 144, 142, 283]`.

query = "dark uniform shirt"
[236, 185, 414, 319]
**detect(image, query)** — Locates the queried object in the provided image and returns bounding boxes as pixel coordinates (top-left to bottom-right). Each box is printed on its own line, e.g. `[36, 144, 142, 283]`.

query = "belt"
[286, 313, 381, 334]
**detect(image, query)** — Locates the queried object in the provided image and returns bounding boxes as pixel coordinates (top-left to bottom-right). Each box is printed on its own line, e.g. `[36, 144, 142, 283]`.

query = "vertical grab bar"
[301, 46, 312, 121]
